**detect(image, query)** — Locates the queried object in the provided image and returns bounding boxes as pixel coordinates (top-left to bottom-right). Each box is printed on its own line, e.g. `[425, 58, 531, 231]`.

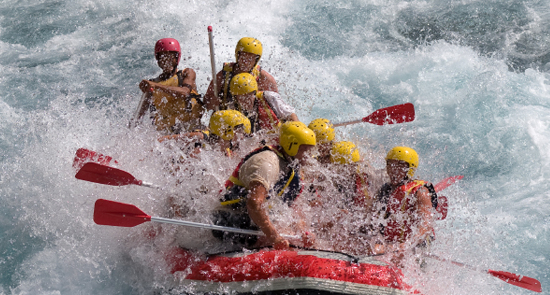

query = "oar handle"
[150, 216, 298, 239]
[208, 26, 218, 98]
[332, 119, 363, 127]
[140, 182, 160, 190]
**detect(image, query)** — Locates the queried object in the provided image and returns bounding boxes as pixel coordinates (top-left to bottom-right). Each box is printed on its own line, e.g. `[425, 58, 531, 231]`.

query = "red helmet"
[154, 38, 181, 64]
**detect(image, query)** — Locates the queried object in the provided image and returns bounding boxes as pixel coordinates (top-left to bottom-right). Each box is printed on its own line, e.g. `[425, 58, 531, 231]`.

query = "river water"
[1, 0, 549, 294]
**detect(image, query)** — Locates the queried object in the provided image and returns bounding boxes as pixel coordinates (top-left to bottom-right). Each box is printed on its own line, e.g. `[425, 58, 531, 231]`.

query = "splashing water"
[1, 0, 550, 294]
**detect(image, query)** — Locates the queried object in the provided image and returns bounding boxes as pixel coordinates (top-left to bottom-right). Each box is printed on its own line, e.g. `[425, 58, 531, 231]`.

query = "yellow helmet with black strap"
[308, 118, 335, 144]
[279, 121, 316, 157]
[235, 37, 263, 61]
[209, 110, 251, 141]
[330, 141, 360, 164]
[386, 146, 419, 178]
[229, 73, 258, 96]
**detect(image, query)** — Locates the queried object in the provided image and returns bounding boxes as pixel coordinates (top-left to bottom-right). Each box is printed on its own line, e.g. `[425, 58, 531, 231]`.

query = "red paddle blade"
[434, 175, 464, 192]
[363, 103, 415, 125]
[73, 148, 117, 170]
[75, 162, 142, 186]
[488, 270, 542, 293]
[436, 196, 448, 220]
[94, 199, 151, 227]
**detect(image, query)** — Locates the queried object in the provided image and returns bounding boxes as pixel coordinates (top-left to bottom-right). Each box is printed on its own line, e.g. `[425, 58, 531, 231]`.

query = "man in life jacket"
[204, 37, 279, 113]
[308, 118, 336, 164]
[221, 73, 298, 136]
[164, 110, 252, 218]
[159, 110, 252, 158]
[212, 121, 316, 250]
[376, 146, 437, 254]
[135, 38, 204, 134]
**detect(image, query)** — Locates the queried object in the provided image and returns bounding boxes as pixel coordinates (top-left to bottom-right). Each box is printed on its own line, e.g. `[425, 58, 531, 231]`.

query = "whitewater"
[1, 0, 549, 294]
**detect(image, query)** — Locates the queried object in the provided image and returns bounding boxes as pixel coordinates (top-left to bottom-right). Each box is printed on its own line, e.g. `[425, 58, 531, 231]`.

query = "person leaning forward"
[204, 37, 278, 113]
[135, 38, 204, 134]
[212, 121, 316, 250]
[158, 110, 251, 158]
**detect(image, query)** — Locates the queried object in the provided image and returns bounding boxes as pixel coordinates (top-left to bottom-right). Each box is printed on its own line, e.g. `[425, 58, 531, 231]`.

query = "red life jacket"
[352, 172, 370, 207]
[383, 180, 428, 243]
[254, 92, 281, 131]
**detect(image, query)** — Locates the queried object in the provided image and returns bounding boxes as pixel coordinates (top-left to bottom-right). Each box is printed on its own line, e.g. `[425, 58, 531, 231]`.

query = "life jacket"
[220, 62, 261, 110]
[251, 91, 281, 132]
[149, 69, 204, 134]
[352, 171, 370, 207]
[221, 145, 301, 207]
[380, 180, 438, 243]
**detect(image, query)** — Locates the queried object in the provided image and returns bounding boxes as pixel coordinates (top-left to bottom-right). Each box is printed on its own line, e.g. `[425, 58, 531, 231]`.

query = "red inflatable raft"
[166, 247, 416, 295]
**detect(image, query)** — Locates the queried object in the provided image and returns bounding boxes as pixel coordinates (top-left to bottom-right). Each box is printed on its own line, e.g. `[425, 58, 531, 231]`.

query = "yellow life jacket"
[150, 69, 204, 134]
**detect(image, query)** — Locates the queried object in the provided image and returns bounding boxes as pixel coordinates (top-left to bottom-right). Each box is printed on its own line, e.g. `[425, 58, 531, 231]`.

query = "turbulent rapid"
[1, 0, 550, 294]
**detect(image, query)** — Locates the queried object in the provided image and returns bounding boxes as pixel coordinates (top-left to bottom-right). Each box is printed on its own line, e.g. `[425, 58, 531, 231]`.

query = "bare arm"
[158, 131, 205, 143]
[246, 181, 289, 249]
[288, 113, 299, 122]
[414, 186, 434, 241]
[141, 68, 198, 100]
[181, 68, 197, 90]
[149, 82, 190, 98]
[258, 70, 278, 93]
[203, 71, 225, 112]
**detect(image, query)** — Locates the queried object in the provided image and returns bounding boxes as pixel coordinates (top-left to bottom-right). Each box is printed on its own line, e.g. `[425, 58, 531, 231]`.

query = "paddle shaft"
[333, 119, 363, 127]
[130, 92, 149, 128]
[151, 216, 297, 239]
[141, 182, 159, 189]
[208, 26, 218, 98]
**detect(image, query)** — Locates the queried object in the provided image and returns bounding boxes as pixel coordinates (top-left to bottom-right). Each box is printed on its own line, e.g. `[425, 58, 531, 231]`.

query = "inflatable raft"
[166, 247, 415, 295]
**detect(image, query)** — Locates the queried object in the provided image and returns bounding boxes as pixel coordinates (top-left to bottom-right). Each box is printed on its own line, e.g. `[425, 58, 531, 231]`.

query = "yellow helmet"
[386, 146, 419, 178]
[229, 73, 258, 96]
[235, 37, 263, 61]
[330, 141, 360, 165]
[279, 121, 316, 157]
[209, 110, 251, 141]
[308, 118, 335, 144]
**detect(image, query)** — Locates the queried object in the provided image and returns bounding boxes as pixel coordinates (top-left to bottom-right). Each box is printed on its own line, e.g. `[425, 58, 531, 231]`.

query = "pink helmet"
[154, 38, 181, 64]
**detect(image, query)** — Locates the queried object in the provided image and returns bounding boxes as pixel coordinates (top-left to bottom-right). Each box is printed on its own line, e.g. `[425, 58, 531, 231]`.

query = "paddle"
[425, 254, 542, 293]
[427, 177, 541, 292]
[332, 103, 415, 127]
[434, 175, 464, 192]
[428, 175, 461, 220]
[73, 148, 118, 170]
[208, 26, 218, 98]
[129, 92, 150, 128]
[93, 198, 299, 239]
[75, 162, 159, 189]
